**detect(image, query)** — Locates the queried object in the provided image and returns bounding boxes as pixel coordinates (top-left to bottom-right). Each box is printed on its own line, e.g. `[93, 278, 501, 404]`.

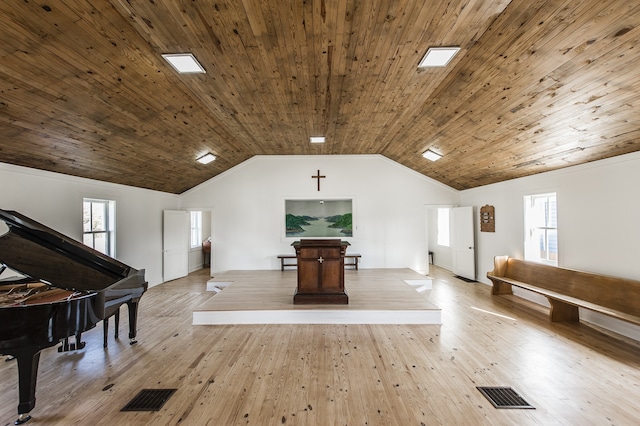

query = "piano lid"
[0, 209, 136, 292]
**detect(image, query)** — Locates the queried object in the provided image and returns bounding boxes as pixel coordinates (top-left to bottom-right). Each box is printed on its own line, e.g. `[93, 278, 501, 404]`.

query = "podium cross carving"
[317, 257, 324, 263]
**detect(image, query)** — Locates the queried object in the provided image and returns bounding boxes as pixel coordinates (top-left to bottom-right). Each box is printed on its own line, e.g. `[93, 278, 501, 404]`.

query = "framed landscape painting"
[285, 199, 353, 238]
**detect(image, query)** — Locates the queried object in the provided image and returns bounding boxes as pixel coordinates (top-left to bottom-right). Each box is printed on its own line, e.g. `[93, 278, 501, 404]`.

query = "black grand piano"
[0, 209, 147, 424]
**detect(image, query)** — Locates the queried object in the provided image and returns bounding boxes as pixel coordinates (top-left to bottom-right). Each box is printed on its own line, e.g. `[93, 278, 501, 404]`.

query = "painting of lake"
[285, 199, 353, 237]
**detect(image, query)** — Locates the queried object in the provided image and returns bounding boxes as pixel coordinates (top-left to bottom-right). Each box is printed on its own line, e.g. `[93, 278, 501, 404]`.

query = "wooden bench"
[277, 253, 362, 271]
[487, 255, 640, 325]
[277, 254, 298, 270]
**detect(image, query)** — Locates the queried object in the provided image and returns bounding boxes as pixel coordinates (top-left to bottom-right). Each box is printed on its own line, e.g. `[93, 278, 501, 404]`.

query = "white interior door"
[451, 206, 476, 280]
[163, 210, 189, 282]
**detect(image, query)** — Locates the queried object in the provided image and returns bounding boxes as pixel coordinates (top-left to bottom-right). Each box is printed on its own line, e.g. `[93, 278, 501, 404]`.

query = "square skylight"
[162, 53, 206, 74]
[196, 153, 216, 164]
[418, 47, 460, 68]
[310, 136, 326, 143]
[422, 149, 443, 161]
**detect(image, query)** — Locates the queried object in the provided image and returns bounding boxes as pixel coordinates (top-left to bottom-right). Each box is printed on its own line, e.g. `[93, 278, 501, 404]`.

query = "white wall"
[180, 155, 459, 273]
[0, 162, 179, 286]
[460, 151, 640, 341]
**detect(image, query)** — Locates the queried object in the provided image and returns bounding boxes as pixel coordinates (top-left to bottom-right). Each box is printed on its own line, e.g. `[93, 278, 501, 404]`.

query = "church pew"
[487, 255, 640, 325]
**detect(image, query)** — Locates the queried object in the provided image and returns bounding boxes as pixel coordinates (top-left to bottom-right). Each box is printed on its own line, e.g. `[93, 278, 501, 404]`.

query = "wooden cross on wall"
[312, 170, 325, 191]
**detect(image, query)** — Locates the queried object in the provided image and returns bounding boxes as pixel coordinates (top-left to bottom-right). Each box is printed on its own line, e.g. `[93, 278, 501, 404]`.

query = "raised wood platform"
[193, 269, 439, 325]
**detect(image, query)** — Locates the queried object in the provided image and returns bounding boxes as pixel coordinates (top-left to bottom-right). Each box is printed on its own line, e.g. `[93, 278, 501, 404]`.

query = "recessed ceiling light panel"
[310, 136, 326, 143]
[422, 149, 443, 161]
[418, 47, 460, 68]
[196, 153, 216, 164]
[162, 53, 206, 74]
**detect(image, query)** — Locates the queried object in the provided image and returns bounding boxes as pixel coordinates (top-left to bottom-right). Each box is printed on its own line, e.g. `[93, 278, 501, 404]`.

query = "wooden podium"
[292, 239, 349, 304]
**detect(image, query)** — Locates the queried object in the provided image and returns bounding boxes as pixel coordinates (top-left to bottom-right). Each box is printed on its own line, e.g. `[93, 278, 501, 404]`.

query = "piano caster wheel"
[129, 338, 138, 345]
[15, 414, 31, 425]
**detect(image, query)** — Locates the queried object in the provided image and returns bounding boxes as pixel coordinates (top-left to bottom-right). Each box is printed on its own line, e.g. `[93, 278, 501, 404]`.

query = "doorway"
[426, 205, 476, 281]
[451, 206, 476, 281]
[163, 210, 189, 282]
[426, 205, 454, 271]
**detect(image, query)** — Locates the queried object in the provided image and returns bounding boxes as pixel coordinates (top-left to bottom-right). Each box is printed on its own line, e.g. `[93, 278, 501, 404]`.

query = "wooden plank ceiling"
[1, 0, 639, 194]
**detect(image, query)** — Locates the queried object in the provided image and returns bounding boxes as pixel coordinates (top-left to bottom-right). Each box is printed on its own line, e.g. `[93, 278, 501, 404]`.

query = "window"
[190, 211, 203, 249]
[524, 193, 557, 265]
[83, 198, 115, 256]
[437, 208, 450, 247]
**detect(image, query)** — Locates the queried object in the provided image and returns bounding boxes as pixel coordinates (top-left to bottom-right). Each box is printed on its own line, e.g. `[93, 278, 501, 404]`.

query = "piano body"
[0, 209, 147, 424]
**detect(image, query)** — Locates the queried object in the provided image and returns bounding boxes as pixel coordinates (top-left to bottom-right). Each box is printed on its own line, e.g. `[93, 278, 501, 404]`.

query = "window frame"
[190, 210, 203, 249]
[524, 192, 557, 265]
[437, 207, 450, 247]
[83, 198, 116, 257]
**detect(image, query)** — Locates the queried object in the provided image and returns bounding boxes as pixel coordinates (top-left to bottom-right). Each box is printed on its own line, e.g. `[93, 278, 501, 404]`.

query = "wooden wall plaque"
[480, 205, 495, 232]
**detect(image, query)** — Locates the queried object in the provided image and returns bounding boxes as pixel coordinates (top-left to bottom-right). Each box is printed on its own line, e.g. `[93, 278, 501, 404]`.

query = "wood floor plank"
[1, 266, 640, 425]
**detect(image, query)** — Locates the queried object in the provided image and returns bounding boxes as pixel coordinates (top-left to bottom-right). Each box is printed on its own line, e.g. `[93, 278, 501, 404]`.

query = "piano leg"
[103, 309, 120, 348]
[103, 317, 108, 348]
[12, 347, 41, 424]
[114, 309, 120, 340]
[127, 300, 141, 345]
[75, 332, 86, 350]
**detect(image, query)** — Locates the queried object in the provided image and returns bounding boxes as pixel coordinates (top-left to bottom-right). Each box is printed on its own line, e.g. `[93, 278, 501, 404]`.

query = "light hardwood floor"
[2, 267, 639, 425]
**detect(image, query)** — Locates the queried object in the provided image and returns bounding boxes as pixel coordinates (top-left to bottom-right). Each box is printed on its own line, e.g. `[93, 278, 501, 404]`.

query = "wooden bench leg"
[343, 256, 360, 270]
[548, 298, 579, 322]
[278, 257, 297, 270]
[490, 280, 513, 295]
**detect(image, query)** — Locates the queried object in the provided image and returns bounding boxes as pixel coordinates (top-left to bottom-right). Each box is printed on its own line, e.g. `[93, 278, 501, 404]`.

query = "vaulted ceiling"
[1, 1, 639, 194]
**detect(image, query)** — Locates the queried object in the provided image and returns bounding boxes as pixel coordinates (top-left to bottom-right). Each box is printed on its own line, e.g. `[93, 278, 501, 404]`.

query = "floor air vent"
[121, 389, 177, 412]
[477, 386, 535, 409]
